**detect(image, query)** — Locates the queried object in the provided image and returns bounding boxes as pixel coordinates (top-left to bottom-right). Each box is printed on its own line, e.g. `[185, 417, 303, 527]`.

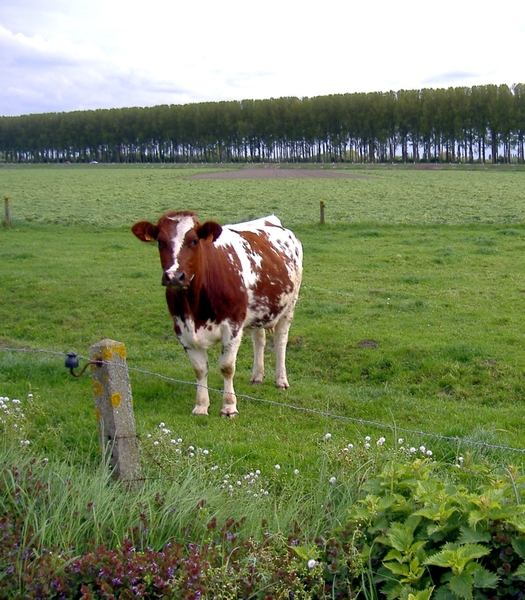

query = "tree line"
[1, 84, 524, 164]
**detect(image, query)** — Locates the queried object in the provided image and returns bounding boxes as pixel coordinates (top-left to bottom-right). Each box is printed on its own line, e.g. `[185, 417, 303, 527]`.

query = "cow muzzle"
[162, 270, 192, 288]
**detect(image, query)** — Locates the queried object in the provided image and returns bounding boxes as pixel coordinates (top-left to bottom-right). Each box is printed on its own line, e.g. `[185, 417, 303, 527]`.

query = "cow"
[131, 211, 303, 417]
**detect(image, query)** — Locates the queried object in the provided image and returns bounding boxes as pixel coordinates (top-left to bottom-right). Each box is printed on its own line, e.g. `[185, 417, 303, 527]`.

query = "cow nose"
[162, 270, 186, 286]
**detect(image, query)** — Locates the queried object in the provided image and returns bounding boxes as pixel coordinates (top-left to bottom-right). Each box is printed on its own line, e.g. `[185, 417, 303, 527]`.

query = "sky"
[1, 0, 524, 117]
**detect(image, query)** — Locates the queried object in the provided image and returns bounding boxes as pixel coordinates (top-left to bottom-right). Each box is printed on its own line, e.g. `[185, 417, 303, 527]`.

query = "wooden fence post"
[89, 339, 142, 486]
[320, 199, 325, 224]
[4, 196, 10, 227]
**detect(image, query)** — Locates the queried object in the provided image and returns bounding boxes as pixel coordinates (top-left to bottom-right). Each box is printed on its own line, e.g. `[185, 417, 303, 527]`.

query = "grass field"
[1, 163, 525, 472]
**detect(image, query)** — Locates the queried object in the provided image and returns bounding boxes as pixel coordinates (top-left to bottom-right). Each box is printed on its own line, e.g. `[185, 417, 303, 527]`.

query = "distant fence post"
[320, 199, 325, 224]
[89, 339, 142, 487]
[4, 196, 9, 227]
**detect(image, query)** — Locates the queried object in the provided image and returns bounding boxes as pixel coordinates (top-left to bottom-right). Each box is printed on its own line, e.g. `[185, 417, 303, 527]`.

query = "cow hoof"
[192, 408, 209, 416]
[220, 410, 238, 419]
[250, 377, 264, 385]
[275, 380, 290, 389]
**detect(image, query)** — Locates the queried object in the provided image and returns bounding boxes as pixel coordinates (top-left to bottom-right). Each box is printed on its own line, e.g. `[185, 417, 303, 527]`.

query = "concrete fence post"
[89, 339, 142, 486]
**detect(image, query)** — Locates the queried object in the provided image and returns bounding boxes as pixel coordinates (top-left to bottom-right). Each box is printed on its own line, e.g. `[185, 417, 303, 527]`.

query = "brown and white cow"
[131, 212, 303, 417]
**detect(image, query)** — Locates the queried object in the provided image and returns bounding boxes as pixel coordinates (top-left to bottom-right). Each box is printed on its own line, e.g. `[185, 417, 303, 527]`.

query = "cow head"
[131, 212, 223, 288]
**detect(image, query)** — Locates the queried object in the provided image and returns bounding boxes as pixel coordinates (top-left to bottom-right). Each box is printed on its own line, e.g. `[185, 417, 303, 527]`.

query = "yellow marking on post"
[102, 348, 113, 361]
[93, 381, 103, 397]
[114, 344, 127, 360]
[111, 393, 122, 407]
[95, 407, 101, 423]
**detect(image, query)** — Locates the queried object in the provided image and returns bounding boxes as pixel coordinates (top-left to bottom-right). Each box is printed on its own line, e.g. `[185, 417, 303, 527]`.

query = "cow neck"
[166, 240, 247, 329]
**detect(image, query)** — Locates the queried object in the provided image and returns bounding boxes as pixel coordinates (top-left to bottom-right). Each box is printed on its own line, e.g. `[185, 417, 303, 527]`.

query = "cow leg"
[273, 308, 295, 389]
[185, 348, 211, 415]
[218, 334, 243, 418]
[250, 328, 266, 384]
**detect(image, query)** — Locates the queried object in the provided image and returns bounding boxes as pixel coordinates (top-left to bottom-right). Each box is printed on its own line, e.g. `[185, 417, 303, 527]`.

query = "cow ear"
[197, 221, 222, 242]
[131, 221, 159, 242]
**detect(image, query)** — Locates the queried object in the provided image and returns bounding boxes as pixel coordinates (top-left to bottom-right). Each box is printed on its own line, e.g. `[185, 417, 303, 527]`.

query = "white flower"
[294, 469, 300, 475]
[159, 422, 165, 428]
[409, 447, 416, 454]
[364, 443, 370, 450]
[426, 450, 433, 456]
[365, 436, 371, 442]
[420, 446, 426, 453]
[347, 443, 354, 449]
[324, 433, 332, 441]
[398, 438, 404, 444]
[188, 445, 195, 451]
[329, 476, 336, 484]
[153, 441, 159, 446]
[170, 439, 177, 444]
[377, 436, 386, 446]
[202, 449, 209, 455]
[12, 399, 21, 405]
[274, 464, 281, 470]
[307, 559, 317, 569]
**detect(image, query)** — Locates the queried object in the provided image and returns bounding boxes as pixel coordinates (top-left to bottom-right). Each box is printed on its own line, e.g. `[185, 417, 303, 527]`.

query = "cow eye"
[158, 240, 166, 250]
[190, 238, 199, 247]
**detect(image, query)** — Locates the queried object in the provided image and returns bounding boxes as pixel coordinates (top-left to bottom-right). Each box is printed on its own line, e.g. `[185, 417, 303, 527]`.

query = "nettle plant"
[341, 452, 525, 599]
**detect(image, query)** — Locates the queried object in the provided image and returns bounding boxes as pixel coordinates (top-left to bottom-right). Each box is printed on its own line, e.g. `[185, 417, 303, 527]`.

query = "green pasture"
[1, 164, 525, 474]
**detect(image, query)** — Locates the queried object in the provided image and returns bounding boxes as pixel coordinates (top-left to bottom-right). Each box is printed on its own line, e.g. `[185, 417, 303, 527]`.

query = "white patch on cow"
[166, 214, 195, 274]
[175, 316, 223, 349]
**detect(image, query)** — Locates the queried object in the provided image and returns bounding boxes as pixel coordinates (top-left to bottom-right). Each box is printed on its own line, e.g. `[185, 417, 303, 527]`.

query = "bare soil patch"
[189, 166, 373, 179]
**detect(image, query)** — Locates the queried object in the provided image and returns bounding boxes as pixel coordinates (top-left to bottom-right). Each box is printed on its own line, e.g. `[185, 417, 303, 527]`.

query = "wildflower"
[170, 439, 177, 444]
[12, 399, 21, 405]
[188, 445, 195, 451]
[377, 436, 386, 446]
[398, 438, 404, 444]
[365, 436, 371, 442]
[294, 469, 299, 475]
[307, 559, 317, 569]
[323, 433, 332, 441]
[153, 441, 159, 446]
[426, 450, 433, 456]
[274, 464, 281, 470]
[364, 443, 370, 450]
[347, 443, 354, 449]
[329, 476, 336, 484]
[159, 422, 165, 428]
[202, 449, 209, 455]
[409, 447, 416, 454]
[420, 446, 426, 453]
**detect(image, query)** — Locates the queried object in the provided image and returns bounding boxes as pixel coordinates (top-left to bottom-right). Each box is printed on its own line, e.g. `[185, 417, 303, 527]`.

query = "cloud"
[422, 71, 481, 87]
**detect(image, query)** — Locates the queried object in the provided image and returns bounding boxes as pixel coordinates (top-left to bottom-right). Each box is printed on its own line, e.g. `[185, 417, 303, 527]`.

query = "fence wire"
[2, 345, 525, 456]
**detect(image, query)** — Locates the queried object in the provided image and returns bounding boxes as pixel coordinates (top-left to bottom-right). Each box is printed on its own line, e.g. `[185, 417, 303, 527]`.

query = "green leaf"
[513, 563, 525, 581]
[456, 526, 490, 545]
[512, 537, 525, 559]
[449, 571, 474, 599]
[472, 565, 499, 589]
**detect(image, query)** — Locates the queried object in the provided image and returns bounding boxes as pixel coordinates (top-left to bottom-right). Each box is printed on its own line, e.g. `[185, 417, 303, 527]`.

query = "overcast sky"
[1, 0, 524, 117]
